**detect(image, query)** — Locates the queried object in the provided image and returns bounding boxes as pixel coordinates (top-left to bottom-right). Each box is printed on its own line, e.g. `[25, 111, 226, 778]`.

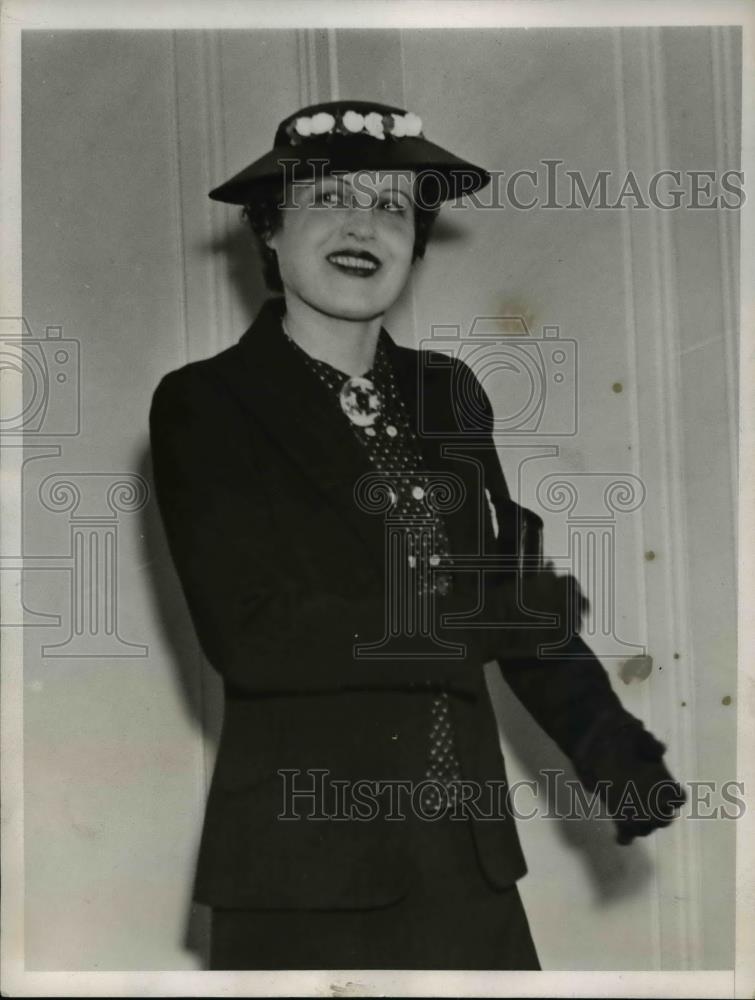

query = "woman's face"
[267, 170, 416, 322]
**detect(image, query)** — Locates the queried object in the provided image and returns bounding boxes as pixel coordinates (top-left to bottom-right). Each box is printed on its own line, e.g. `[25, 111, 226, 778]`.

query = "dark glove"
[573, 715, 686, 845]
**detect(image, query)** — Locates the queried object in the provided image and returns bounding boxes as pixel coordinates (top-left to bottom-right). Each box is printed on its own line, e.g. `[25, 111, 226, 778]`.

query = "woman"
[149, 100, 684, 970]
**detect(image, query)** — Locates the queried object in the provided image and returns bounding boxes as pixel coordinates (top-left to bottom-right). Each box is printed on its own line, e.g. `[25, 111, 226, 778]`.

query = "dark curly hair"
[241, 180, 440, 293]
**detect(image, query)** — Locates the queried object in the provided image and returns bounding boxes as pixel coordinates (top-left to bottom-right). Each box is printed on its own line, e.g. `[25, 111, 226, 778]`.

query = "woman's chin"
[303, 293, 397, 323]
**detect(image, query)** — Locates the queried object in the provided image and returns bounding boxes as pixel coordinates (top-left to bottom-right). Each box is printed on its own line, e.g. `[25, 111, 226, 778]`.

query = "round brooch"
[339, 376, 382, 427]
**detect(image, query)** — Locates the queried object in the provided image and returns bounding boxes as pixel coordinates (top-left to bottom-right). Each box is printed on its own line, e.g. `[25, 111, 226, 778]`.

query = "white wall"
[20, 27, 739, 970]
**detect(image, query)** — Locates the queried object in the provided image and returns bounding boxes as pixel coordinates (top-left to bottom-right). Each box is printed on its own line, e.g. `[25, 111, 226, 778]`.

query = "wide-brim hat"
[208, 100, 490, 206]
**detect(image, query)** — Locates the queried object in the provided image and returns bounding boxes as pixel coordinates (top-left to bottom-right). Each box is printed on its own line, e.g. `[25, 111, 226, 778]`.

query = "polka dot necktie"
[282, 322, 462, 815]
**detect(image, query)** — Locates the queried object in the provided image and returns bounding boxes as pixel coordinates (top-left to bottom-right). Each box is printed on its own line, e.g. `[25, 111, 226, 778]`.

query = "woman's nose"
[343, 204, 376, 239]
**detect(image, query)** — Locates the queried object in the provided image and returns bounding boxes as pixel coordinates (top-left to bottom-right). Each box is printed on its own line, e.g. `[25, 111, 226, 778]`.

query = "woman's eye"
[315, 189, 345, 207]
[379, 198, 407, 213]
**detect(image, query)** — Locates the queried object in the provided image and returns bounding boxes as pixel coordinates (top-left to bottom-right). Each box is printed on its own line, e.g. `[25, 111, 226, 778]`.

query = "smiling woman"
[241, 173, 440, 298]
[149, 98, 684, 972]
[264, 172, 418, 337]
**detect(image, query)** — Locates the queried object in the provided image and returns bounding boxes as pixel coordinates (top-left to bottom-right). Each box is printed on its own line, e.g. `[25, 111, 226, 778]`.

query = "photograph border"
[1, 1, 752, 996]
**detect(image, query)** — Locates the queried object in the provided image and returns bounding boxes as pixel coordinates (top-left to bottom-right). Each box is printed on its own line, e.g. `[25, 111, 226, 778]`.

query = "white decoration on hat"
[363, 111, 386, 140]
[402, 112, 423, 136]
[310, 111, 336, 134]
[342, 110, 365, 133]
[390, 114, 407, 137]
[290, 107, 424, 143]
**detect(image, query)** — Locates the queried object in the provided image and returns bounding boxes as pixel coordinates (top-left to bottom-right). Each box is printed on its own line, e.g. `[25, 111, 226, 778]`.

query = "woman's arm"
[471, 370, 685, 841]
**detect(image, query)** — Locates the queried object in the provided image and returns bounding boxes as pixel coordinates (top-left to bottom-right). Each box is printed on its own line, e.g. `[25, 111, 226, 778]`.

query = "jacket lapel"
[216, 298, 483, 571]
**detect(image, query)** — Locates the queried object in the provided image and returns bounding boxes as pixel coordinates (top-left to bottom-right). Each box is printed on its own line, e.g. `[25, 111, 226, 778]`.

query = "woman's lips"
[326, 250, 381, 277]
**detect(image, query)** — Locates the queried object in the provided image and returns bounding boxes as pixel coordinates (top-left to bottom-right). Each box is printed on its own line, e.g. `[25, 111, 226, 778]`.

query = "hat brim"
[208, 136, 490, 205]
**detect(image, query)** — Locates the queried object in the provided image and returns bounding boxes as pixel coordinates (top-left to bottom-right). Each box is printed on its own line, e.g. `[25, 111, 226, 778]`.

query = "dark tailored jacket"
[149, 297, 645, 909]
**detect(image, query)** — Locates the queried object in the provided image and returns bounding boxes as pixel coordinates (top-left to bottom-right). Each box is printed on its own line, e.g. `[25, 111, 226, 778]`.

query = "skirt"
[209, 810, 540, 971]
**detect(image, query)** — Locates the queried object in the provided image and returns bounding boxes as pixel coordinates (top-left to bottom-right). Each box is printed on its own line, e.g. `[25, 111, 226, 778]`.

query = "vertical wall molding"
[204, 31, 233, 352]
[610, 24, 742, 970]
[613, 26, 738, 971]
[397, 29, 419, 346]
[298, 30, 341, 105]
[296, 30, 309, 106]
[307, 30, 319, 103]
[169, 37, 231, 910]
[611, 27, 661, 970]
[171, 32, 218, 361]
[327, 29, 340, 101]
[635, 28, 703, 968]
[710, 25, 740, 534]
[168, 32, 190, 366]
[167, 32, 210, 829]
